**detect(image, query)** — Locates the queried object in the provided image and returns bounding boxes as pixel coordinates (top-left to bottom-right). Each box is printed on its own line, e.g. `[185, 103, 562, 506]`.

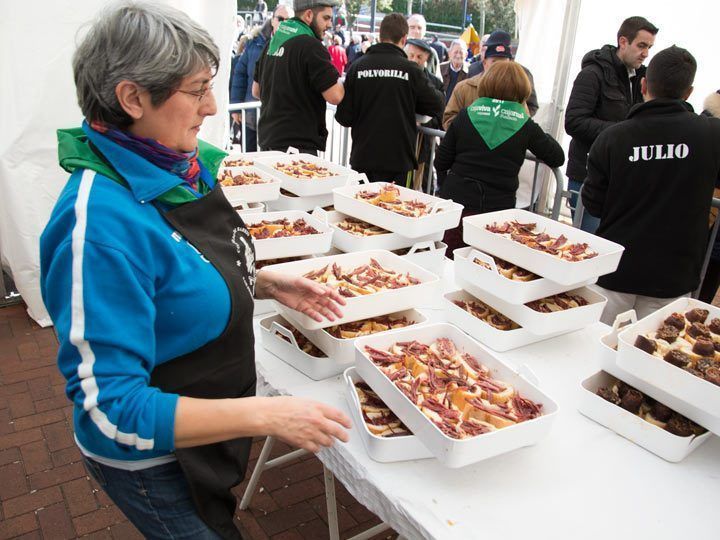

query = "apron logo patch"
[231, 227, 256, 296]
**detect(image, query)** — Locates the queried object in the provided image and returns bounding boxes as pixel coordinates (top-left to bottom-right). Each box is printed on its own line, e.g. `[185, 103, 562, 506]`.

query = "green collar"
[266, 18, 316, 56]
[466, 97, 529, 150]
[57, 127, 227, 206]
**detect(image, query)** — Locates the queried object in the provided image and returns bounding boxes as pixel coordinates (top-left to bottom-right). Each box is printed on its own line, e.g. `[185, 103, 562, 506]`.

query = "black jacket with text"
[335, 43, 444, 174]
[582, 99, 720, 297]
[565, 45, 646, 181]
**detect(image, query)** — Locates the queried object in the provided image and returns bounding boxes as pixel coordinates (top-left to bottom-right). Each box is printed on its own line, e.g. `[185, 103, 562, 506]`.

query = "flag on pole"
[460, 23, 481, 56]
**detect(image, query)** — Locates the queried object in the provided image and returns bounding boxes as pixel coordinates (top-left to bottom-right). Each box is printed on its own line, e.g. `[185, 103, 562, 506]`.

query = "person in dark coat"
[335, 14, 443, 184]
[230, 4, 292, 151]
[582, 47, 720, 324]
[439, 39, 469, 104]
[435, 61, 564, 256]
[696, 89, 720, 304]
[565, 16, 658, 233]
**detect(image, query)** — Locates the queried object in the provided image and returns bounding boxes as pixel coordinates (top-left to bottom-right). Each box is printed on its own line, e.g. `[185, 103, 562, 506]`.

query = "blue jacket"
[40, 125, 231, 463]
[230, 33, 268, 106]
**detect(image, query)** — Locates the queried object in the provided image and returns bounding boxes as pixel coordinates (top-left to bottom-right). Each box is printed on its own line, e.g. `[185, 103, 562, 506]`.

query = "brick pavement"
[0, 304, 396, 539]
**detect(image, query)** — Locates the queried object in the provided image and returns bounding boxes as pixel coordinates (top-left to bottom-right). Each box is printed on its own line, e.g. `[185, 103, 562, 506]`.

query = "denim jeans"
[83, 457, 224, 540]
[568, 178, 601, 234]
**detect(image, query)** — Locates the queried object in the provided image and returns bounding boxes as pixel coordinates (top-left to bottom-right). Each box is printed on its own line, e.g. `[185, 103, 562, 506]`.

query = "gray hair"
[73, 1, 220, 127]
[450, 39, 466, 51]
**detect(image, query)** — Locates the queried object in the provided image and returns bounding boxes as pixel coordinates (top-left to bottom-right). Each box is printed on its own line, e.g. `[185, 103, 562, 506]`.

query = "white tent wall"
[0, 0, 235, 326]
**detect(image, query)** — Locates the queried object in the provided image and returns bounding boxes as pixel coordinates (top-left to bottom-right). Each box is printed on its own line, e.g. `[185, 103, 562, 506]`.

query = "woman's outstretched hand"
[256, 270, 346, 322]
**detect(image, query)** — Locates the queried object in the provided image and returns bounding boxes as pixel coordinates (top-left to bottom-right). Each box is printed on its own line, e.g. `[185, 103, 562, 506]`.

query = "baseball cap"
[484, 29, 512, 59]
[294, 0, 340, 10]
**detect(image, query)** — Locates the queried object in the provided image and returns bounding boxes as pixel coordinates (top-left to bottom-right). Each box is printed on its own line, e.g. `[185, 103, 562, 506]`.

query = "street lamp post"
[462, 0, 468, 28]
[370, 0, 377, 34]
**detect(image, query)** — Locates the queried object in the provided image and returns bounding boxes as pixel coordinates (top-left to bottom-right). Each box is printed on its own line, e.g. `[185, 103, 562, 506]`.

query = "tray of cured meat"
[268, 250, 440, 330]
[578, 370, 712, 462]
[617, 298, 720, 433]
[453, 247, 596, 305]
[254, 153, 357, 197]
[456, 275, 606, 336]
[343, 367, 433, 462]
[316, 209, 442, 252]
[259, 314, 352, 380]
[462, 209, 624, 285]
[443, 290, 569, 351]
[353, 323, 558, 468]
[267, 190, 334, 212]
[332, 181, 463, 239]
[296, 309, 427, 363]
[246, 210, 332, 260]
[221, 150, 286, 168]
[218, 166, 281, 204]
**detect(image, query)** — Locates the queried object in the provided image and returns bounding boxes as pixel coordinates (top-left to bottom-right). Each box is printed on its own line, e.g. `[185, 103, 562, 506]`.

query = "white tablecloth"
[253, 265, 720, 540]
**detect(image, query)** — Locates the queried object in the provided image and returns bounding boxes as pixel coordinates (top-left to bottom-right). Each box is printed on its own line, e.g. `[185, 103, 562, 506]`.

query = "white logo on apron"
[231, 227, 256, 296]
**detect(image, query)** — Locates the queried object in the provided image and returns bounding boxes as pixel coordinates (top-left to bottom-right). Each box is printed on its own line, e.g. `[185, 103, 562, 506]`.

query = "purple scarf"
[90, 121, 201, 190]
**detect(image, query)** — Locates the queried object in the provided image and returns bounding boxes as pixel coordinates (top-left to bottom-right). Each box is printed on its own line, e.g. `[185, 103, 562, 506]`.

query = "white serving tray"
[253, 298, 275, 317]
[353, 323, 559, 468]
[462, 209, 624, 285]
[269, 250, 440, 330]
[266, 191, 335, 212]
[235, 201, 266, 217]
[314, 208, 443, 253]
[297, 308, 428, 363]
[245, 210, 333, 261]
[578, 370, 712, 462]
[344, 368, 434, 462]
[617, 297, 720, 431]
[259, 314, 353, 380]
[221, 150, 286, 166]
[332, 181, 463, 239]
[597, 310, 720, 435]
[443, 290, 570, 352]
[456, 276, 607, 336]
[219, 166, 281, 204]
[399, 241, 447, 277]
[255, 152, 357, 197]
[454, 247, 596, 305]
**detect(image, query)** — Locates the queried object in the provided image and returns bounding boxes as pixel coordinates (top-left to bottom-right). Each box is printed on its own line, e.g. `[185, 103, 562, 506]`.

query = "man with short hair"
[582, 46, 720, 323]
[440, 39, 468, 103]
[230, 4, 292, 152]
[335, 13, 443, 184]
[253, 0, 344, 154]
[566, 16, 659, 232]
[407, 13, 440, 77]
[443, 29, 538, 130]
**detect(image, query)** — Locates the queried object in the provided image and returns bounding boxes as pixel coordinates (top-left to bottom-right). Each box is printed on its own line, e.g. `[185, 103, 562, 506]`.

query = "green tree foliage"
[385, 0, 515, 34]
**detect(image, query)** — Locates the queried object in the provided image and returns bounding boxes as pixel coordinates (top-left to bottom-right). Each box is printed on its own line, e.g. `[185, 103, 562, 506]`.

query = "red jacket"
[328, 45, 347, 75]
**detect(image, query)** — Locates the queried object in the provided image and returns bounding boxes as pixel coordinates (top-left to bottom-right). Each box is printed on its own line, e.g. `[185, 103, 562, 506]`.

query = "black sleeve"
[413, 67, 444, 124]
[335, 65, 355, 127]
[565, 68, 615, 145]
[434, 111, 460, 173]
[526, 120, 565, 168]
[582, 131, 611, 217]
[305, 38, 340, 94]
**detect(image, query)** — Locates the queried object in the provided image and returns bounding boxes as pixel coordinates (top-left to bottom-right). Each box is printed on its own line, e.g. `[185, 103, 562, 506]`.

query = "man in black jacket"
[335, 13, 444, 184]
[582, 46, 720, 324]
[566, 16, 658, 232]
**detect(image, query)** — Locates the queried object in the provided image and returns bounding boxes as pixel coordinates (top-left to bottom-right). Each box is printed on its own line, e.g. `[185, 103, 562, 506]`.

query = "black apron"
[149, 184, 257, 539]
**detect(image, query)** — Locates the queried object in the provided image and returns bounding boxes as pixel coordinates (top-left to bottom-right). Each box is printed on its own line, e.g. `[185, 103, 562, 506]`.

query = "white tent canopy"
[1, 0, 716, 325]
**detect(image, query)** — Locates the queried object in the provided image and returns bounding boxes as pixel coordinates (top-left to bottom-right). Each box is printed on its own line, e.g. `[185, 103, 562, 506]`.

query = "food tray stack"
[445, 209, 626, 348]
[219, 151, 285, 207]
[245, 210, 333, 261]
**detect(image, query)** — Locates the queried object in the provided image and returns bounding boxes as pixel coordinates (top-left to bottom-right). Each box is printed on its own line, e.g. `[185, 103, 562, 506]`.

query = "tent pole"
[537, 0, 582, 214]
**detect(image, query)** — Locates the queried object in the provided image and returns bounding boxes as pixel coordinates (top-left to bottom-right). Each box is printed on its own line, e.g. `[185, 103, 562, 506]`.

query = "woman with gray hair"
[42, 3, 350, 538]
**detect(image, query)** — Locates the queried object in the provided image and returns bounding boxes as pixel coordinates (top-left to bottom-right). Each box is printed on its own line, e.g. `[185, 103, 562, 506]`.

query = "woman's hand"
[255, 269, 346, 322]
[263, 396, 351, 453]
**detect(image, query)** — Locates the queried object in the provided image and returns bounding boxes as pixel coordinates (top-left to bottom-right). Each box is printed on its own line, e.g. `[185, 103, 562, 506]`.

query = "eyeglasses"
[177, 83, 214, 102]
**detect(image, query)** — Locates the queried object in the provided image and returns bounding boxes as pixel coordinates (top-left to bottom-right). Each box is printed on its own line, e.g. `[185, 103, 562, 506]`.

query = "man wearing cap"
[253, 0, 344, 154]
[407, 13, 441, 78]
[335, 13, 443, 184]
[443, 29, 538, 130]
